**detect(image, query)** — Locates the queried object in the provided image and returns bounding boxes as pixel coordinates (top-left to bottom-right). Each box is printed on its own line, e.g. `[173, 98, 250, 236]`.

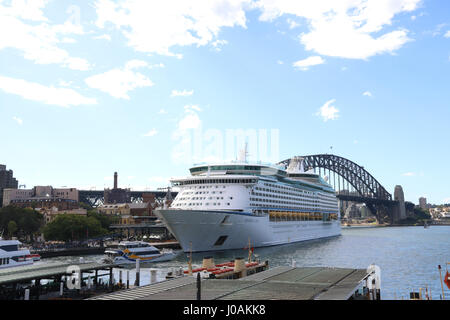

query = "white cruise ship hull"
[155, 209, 341, 252]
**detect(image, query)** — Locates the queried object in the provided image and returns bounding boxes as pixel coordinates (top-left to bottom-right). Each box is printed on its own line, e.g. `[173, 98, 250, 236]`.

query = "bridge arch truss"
[278, 154, 392, 202]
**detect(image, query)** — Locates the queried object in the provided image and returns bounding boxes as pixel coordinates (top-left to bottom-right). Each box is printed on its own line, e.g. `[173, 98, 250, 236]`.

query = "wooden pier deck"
[88, 266, 370, 300]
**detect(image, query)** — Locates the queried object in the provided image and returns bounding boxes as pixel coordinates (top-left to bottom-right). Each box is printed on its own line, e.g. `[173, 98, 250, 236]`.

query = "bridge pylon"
[392, 185, 406, 223]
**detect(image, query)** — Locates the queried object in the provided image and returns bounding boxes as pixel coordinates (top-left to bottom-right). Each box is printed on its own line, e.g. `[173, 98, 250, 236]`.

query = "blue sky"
[0, 0, 449, 204]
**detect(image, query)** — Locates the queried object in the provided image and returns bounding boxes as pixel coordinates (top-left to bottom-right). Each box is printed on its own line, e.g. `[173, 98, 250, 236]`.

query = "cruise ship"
[155, 156, 341, 252]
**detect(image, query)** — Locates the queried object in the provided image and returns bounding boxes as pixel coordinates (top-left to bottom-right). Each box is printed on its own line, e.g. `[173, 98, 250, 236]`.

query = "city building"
[429, 207, 450, 220]
[345, 203, 372, 220]
[419, 197, 427, 210]
[37, 206, 87, 224]
[97, 203, 130, 216]
[97, 200, 157, 224]
[104, 172, 131, 204]
[0, 164, 18, 207]
[2, 186, 79, 210]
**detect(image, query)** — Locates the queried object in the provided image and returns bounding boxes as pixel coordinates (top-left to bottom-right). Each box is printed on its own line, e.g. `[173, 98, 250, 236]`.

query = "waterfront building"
[0, 164, 18, 207]
[98, 201, 157, 225]
[429, 207, 450, 220]
[97, 203, 130, 215]
[2, 186, 79, 209]
[104, 172, 131, 204]
[37, 206, 88, 224]
[345, 203, 372, 220]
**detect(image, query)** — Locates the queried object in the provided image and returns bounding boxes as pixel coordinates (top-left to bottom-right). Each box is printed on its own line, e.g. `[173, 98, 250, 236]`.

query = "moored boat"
[0, 237, 34, 269]
[102, 241, 178, 265]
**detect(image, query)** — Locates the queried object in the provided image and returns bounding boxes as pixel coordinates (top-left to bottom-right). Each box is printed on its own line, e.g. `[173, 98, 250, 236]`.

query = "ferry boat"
[102, 241, 177, 265]
[155, 156, 341, 252]
[0, 237, 35, 269]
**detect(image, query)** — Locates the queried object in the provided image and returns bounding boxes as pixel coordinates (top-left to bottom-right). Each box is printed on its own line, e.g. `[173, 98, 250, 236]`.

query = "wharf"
[32, 241, 181, 258]
[33, 247, 105, 258]
[0, 262, 116, 286]
[88, 266, 372, 300]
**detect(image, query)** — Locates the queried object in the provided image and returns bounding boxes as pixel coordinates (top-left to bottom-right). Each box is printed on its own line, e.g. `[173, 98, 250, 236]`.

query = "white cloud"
[178, 112, 202, 131]
[316, 99, 339, 122]
[277, 60, 284, 65]
[143, 128, 158, 137]
[184, 105, 202, 112]
[442, 197, 450, 204]
[0, 1, 90, 70]
[12, 116, 23, 125]
[171, 89, 194, 97]
[286, 18, 300, 29]
[148, 176, 170, 184]
[85, 60, 154, 99]
[402, 172, 416, 176]
[93, 34, 112, 41]
[211, 39, 228, 51]
[256, 0, 421, 60]
[158, 109, 168, 114]
[363, 91, 373, 97]
[444, 31, 450, 38]
[0, 75, 97, 107]
[293, 55, 324, 70]
[171, 103, 203, 163]
[94, 0, 251, 57]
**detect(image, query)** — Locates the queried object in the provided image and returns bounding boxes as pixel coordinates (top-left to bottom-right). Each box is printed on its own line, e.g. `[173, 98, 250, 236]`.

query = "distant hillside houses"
[429, 207, 450, 220]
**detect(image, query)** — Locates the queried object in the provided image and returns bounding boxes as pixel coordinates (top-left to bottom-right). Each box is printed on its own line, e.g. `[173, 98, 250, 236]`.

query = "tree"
[87, 210, 119, 230]
[0, 206, 44, 241]
[42, 214, 109, 242]
[7, 220, 17, 237]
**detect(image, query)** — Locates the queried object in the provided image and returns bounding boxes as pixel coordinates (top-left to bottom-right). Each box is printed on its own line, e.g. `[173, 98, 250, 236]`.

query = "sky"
[0, 0, 449, 205]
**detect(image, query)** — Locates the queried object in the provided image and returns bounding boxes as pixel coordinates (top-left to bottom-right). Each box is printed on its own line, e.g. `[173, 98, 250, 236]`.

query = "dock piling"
[135, 259, 141, 287]
[126, 270, 130, 289]
[196, 272, 201, 300]
[151, 270, 157, 284]
[24, 289, 30, 301]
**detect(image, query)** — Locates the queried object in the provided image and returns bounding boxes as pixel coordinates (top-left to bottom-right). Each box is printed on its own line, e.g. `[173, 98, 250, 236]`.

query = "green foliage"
[398, 207, 431, 225]
[7, 220, 17, 236]
[0, 206, 44, 239]
[413, 207, 431, 220]
[42, 214, 109, 241]
[79, 202, 93, 210]
[87, 210, 119, 229]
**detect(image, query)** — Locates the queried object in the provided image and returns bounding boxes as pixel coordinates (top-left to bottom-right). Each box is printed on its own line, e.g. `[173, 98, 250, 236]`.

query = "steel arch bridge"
[278, 154, 397, 222]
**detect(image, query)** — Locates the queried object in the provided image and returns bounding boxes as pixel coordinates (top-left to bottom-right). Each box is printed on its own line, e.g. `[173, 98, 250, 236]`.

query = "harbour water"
[39, 225, 450, 300]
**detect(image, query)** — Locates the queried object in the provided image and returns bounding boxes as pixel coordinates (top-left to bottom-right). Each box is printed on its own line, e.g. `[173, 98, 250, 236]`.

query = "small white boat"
[0, 237, 34, 269]
[102, 241, 177, 265]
